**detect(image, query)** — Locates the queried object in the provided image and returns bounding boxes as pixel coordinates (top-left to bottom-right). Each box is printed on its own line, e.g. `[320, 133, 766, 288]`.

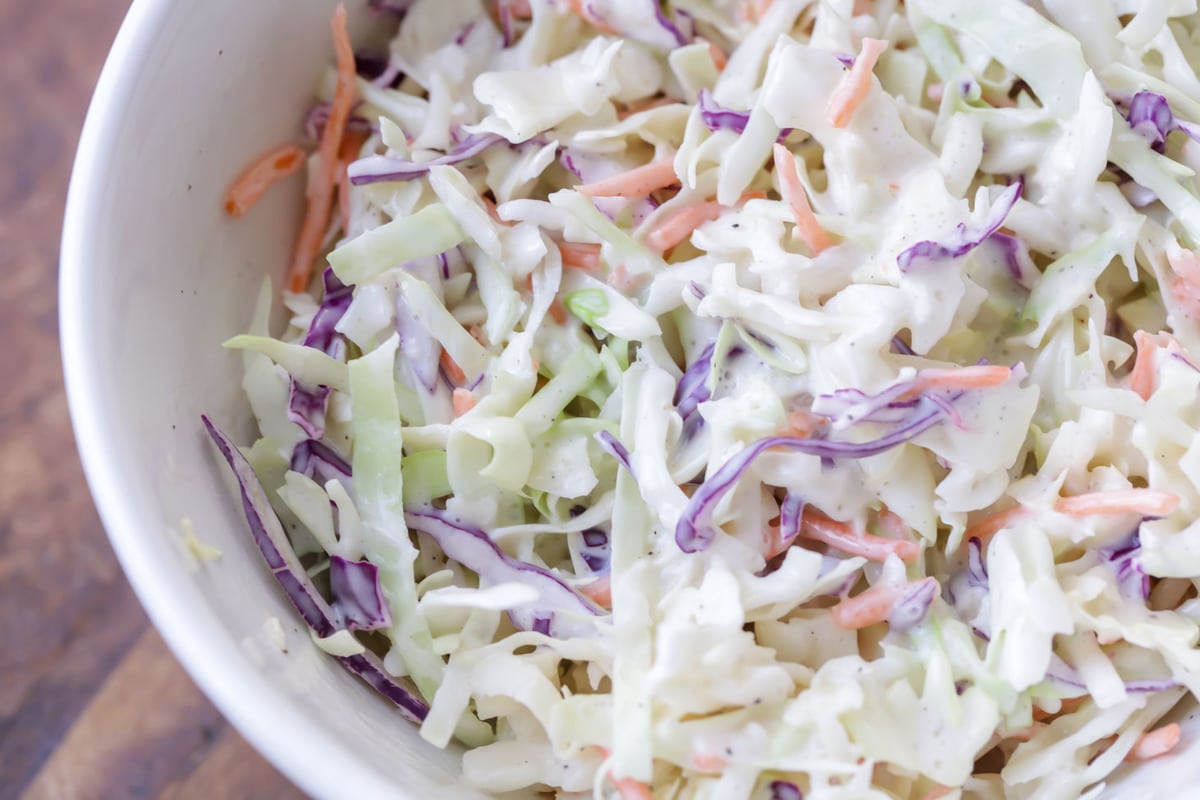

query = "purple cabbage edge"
[368, 0, 415, 16]
[674, 342, 715, 420]
[1045, 654, 1177, 694]
[348, 133, 506, 185]
[897, 181, 1022, 272]
[651, 0, 690, 46]
[676, 397, 951, 552]
[290, 438, 353, 486]
[1125, 91, 1200, 151]
[287, 268, 353, 439]
[594, 430, 635, 475]
[887, 577, 939, 633]
[1099, 529, 1149, 600]
[769, 781, 803, 800]
[330, 556, 392, 631]
[396, 292, 442, 393]
[303, 101, 375, 142]
[778, 491, 805, 550]
[580, 528, 611, 573]
[697, 89, 793, 141]
[405, 509, 605, 638]
[201, 415, 428, 722]
[966, 536, 988, 588]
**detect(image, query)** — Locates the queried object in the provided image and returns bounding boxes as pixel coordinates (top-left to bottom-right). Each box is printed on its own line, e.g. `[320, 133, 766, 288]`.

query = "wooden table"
[1, 2, 302, 796]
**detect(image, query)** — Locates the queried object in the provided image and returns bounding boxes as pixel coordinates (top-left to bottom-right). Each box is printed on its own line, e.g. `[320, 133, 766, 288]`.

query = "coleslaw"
[207, 1, 1200, 797]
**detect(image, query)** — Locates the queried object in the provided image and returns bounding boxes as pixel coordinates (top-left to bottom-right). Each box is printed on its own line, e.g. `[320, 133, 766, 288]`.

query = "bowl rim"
[59, 2, 405, 797]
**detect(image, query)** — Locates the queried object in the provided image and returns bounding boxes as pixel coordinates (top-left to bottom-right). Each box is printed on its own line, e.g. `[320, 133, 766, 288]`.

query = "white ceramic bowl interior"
[60, 1, 1200, 798]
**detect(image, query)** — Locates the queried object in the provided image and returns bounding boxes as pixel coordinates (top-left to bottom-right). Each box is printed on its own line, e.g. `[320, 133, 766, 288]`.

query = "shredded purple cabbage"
[674, 342, 715, 420]
[888, 577, 939, 633]
[696, 89, 793, 141]
[396, 292, 441, 393]
[330, 556, 392, 631]
[890, 336, 916, 356]
[897, 181, 1022, 272]
[368, 0, 414, 16]
[1046, 654, 1177, 694]
[290, 439, 353, 485]
[1099, 529, 1149, 600]
[676, 398, 951, 552]
[594, 430, 635, 475]
[966, 536, 988, 588]
[987, 231, 1034, 287]
[303, 101, 374, 143]
[286, 270, 352, 439]
[579, 528, 611, 573]
[651, 0, 689, 46]
[405, 509, 604, 638]
[769, 781, 803, 800]
[778, 491, 805, 549]
[1124, 91, 1200, 151]
[348, 133, 506, 185]
[202, 415, 427, 721]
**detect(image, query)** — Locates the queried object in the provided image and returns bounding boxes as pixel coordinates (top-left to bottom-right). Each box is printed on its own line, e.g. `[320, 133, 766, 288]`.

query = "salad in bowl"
[206, 0, 1200, 797]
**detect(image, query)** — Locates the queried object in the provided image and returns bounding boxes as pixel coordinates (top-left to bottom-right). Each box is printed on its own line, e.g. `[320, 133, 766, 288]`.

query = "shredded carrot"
[225, 144, 306, 218]
[644, 201, 725, 252]
[737, 0, 773, 23]
[780, 409, 826, 438]
[452, 388, 476, 417]
[697, 37, 728, 71]
[1130, 330, 1162, 400]
[963, 506, 1029, 545]
[773, 143, 832, 256]
[920, 787, 954, 800]
[564, 0, 619, 33]
[832, 578, 937, 629]
[826, 38, 889, 128]
[764, 522, 792, 560]
[1170, 277, 1200, 318]
[576, 156, 679, 198]
[690, 753, 728, 773]
[558, 242, 603, 272]
[800, 509, 921, 563]
[1033, 696, 1086, 722]
[905, 365, 1012, 397]
[440, 350, 467, 385]
[287, 4, 357, 293]
[578, 574, 612, 608]
[548, 296, 569, 324]
[607, 263, 638, 294]
[1169, 248, 1200, 286]
[508, 0, 533, 17]
[594, 748, 655, 800]
[852, 0, 872, 14]
[1127, 723, 1181, 761]
[876, 507, 910, 541]
[1055, 489, 1180, 518]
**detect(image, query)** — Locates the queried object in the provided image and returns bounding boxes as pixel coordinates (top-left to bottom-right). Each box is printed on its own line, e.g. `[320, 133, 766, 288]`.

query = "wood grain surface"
[0, 2, 302, 797]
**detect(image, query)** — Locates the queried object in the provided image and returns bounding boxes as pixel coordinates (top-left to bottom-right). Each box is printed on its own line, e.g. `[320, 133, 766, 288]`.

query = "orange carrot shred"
[832, 578, 938, 629]
[800, 509, 921, 563]
[826, 38, 889, 128]
[548, 295, 569, 324]
[1130, 330, 1161, 400]
[287, 4, 357, 294]
[773, 143, 832, 255]
[963, 506, 1029, 545]
[1128, 723, 1181, 761]
[440, 349, 467, 385]
[698, 37, 728, 71]
[1055, 489, 1180, 518]
[225, 144, 306, 218]
[644, 201, 724, 252]
[578, 574, 612, 608]
[575, 156, 679, 198]
[558, 241, 603, 272]
[564, 0, 619, 33]
[690, 753, 728, 773]
[452, 388, 476, 417]
[594, 747, 655, 800]
[905, 365, 1012, 397]
[780, 409, 826, 438]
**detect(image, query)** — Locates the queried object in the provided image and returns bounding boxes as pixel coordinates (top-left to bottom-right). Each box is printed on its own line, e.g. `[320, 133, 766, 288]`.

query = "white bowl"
[59, 2, 1200, 798]
[60, 2, 496, 797]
